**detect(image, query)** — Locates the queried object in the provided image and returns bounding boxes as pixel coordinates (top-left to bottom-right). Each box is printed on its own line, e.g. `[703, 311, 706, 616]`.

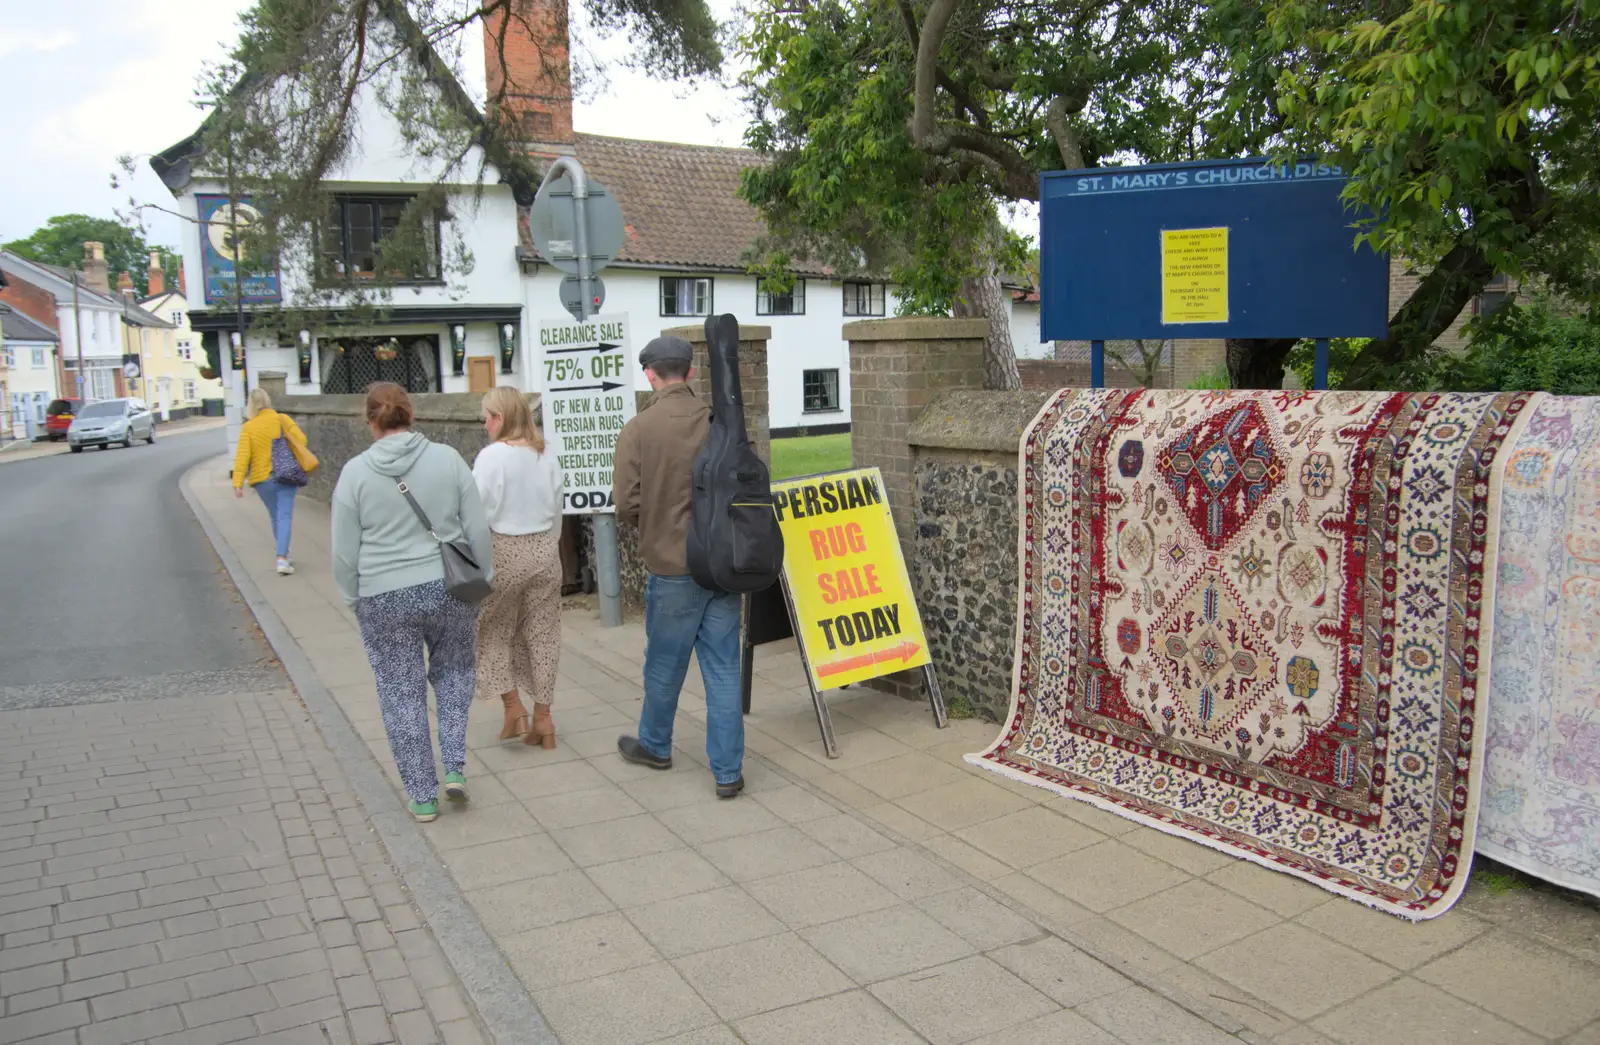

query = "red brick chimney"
[177, 265, 187, 298]
[147, 251, 165, 296]
[116, 271, 135, 296]
[82, 242, 110, 294]
[483, 0, 574, 146]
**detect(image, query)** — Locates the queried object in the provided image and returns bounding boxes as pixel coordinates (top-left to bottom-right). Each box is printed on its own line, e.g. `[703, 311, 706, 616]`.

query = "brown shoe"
[499, 692, 530, 740]
[525, 703, 557, 750]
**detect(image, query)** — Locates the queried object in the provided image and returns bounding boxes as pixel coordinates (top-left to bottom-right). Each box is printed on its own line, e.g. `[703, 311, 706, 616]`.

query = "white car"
[68, 398, 156, 452]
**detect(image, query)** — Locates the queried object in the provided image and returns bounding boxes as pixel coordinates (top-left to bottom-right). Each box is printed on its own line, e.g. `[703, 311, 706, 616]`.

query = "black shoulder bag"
[394, 477, 493, 604]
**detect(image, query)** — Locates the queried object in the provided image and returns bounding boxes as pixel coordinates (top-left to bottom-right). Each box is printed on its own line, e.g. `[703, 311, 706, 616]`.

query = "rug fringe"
[964, 750, 1443, 921]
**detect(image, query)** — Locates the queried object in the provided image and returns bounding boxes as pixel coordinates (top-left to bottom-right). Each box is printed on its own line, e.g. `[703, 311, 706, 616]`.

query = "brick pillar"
[845, 317, 987, 558]
[258, 371, 288, 402]
[663, 323, 772, 463]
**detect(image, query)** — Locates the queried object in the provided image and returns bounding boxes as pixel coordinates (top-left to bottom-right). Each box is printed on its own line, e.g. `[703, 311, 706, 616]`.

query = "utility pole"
[71, 266, 85, 400]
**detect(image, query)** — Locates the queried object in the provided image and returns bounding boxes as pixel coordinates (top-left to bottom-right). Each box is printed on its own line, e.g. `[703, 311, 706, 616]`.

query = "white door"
[158, 379, 172, 421]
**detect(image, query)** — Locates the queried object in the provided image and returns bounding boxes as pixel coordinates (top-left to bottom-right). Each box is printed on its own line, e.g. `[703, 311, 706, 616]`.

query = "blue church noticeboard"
[1039, 159, 1390, 342]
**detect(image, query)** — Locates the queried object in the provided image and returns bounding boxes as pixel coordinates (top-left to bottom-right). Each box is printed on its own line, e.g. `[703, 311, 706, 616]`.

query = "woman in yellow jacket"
[233, 388, 316, 575]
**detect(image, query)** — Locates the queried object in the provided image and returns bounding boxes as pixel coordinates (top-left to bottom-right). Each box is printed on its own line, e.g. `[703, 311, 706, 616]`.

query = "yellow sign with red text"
[771, 467, 931, 689]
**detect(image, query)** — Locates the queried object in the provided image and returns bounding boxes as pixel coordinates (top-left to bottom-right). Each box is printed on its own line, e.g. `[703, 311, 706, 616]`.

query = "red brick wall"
[483, 0, 574, 145]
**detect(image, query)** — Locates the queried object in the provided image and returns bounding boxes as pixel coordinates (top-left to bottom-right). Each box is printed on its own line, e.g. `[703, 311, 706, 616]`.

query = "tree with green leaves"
[4, 215, 180, 298]
[738, 0, 1205, 390]
[1213, 0, 1600, 389]
[742, 0, 1600, 392]
[122, 0, 721, 337]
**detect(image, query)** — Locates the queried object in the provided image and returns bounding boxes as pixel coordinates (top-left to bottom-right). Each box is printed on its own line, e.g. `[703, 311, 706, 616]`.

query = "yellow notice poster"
[771, 467, 931, 690]
[1161, 227, 1230, 324]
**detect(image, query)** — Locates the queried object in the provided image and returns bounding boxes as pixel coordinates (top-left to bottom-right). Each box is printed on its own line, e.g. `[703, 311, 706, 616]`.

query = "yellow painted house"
[134, 253, 221, 417]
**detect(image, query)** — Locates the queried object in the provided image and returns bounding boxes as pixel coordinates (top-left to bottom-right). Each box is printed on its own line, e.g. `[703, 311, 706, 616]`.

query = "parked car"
[43, 398, 83, 441]
[68, 398, 156, 452]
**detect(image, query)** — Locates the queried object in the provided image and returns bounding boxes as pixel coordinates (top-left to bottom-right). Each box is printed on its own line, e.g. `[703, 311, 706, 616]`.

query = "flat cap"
[639, 335, 693, 369]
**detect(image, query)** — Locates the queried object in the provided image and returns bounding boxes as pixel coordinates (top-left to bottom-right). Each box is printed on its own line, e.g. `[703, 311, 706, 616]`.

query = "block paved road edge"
[181, 462, 562, 1045]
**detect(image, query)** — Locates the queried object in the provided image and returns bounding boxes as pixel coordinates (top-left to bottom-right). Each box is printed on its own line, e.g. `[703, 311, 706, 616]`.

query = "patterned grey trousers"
[355, 581, 480, 803]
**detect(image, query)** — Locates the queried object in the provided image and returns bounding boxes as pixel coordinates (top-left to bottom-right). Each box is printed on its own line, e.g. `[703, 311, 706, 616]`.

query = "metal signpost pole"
[536, 156, 623, 628]
[1314, 338, 1330, 390]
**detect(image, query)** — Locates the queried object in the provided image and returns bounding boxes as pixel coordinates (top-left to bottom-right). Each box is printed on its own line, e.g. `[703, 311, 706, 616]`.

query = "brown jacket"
[613, 383, 708, 576]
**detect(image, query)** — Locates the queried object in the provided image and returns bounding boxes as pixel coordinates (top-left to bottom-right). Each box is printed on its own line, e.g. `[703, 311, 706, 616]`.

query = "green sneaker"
[408, 800, 438, 822]
[443, 772, 469, 803]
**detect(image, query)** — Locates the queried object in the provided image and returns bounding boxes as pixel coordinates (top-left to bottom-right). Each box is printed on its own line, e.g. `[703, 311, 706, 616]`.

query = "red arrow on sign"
[816, 641, 922, 679]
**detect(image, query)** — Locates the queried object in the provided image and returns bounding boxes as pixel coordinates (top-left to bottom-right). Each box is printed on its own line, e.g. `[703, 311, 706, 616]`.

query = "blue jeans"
[254, 479, 297, 558]
[638, 574, 743, 785]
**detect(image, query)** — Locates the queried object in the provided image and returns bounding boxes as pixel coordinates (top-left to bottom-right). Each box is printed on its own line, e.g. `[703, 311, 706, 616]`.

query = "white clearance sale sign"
[537, 314, 636, 514]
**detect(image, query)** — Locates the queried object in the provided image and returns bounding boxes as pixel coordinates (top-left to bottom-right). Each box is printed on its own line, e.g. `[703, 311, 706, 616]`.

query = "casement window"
[843, 281, 887, 316]
[1474, 273, 1512, 318]
[660, 277, 713, 317]
[803, 368, 841, 413]
[321, 196, 442, 282]
[757, 278, 805, 316]
[183, 380, 197, 401]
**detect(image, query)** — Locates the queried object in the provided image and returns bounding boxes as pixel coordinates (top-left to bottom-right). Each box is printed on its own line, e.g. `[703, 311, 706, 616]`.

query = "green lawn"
[770, 432, 852, 479]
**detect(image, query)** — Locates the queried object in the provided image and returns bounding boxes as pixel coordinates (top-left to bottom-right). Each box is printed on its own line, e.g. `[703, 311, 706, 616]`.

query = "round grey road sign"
[559, 275, 606, 322]
[530, 175, 625, 277]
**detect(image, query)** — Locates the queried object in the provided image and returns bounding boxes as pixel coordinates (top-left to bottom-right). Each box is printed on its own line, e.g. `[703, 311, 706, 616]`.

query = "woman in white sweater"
[473, 387, 565, 748]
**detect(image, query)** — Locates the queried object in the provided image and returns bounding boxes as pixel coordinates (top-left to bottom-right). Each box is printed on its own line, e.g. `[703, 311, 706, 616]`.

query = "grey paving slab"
[868, 955, 1059, 1045]
[735, 990, 929, 1045]
[800, 904, 975, 983]
[672, 933, 854, 1021]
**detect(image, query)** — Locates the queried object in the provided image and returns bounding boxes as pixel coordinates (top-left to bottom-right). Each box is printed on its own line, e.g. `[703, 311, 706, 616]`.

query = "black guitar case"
[686, 314, 785, 593]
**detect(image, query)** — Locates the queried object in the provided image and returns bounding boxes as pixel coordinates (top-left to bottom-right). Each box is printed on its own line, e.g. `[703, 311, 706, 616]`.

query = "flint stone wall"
[907, 389, 1053, 720]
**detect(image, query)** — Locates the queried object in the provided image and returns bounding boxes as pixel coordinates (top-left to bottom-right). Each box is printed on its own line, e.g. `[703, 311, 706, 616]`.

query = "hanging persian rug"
[1477, 394, 1600, 899]
[970, 388, 1533, 919]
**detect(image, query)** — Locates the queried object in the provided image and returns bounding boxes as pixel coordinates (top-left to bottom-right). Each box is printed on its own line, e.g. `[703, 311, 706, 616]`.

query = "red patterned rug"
[970, 388, 1533, 918]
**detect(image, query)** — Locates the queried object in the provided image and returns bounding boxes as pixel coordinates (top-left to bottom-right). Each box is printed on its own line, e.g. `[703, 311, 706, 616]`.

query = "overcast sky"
[0, 0, 1031, 256]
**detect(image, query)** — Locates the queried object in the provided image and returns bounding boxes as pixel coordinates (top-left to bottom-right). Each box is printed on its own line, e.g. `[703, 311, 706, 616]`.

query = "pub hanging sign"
[198, 195, 282, 306]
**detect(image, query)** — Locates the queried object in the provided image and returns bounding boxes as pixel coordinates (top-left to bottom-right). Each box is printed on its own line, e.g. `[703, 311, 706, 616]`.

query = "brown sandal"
[499, 692, 531, 740]
[525, 704, 557, 750]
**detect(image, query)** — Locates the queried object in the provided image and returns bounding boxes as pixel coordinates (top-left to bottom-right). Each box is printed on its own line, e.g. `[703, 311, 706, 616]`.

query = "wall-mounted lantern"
[230, 330, 245, 371]
[498, 323, 516, 375]
[298, 330, 313, 384]
[451, 324, 467, 376]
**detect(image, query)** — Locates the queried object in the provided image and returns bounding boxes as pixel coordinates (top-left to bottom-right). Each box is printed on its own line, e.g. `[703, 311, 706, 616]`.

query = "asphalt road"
[0, 427, 280, 705]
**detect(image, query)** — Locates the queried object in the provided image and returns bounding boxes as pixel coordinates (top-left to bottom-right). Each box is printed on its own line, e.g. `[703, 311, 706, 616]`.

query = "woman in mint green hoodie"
[332, 383, 493, 823]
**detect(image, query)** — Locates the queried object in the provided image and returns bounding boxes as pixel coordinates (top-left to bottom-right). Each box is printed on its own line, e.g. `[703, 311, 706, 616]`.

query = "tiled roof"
[519, 134, 832, 277]
[0, 303, 59, 343]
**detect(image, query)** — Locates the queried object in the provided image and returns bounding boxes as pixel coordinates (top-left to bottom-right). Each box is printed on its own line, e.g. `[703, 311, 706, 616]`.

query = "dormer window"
[320, 195, 442, 283]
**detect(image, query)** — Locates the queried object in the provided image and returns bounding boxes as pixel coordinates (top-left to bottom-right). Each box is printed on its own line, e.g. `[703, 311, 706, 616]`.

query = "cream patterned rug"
[971, 388, 1533, 919]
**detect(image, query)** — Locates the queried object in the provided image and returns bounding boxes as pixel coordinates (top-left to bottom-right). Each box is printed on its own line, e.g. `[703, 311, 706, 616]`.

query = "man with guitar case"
[612, 316, 784, 798]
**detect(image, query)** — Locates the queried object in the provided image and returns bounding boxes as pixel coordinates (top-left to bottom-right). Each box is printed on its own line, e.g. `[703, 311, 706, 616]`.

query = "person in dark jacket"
[612, 336, 745, 798]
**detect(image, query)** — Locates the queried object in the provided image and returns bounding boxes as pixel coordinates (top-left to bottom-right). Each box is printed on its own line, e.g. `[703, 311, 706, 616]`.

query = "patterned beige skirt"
[475, 528, 562, 705]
